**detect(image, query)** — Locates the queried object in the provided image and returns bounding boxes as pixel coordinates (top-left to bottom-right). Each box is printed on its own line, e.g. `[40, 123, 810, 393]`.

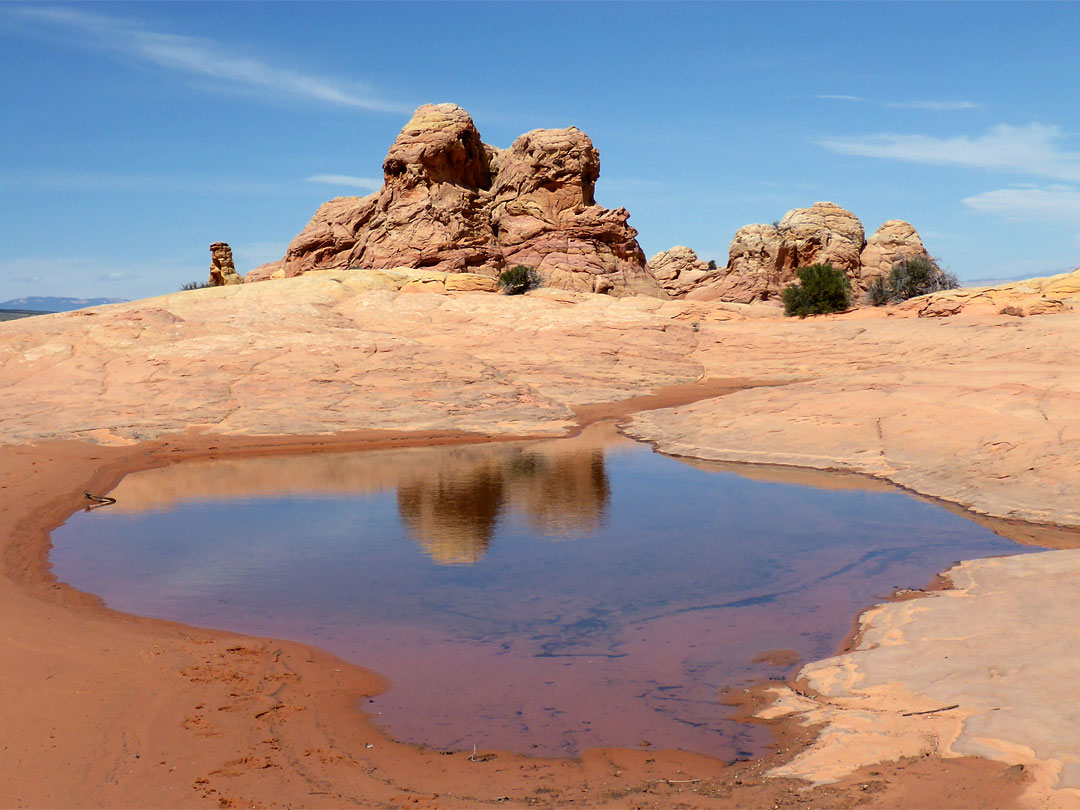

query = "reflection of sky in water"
[52, 435, 1030, 759]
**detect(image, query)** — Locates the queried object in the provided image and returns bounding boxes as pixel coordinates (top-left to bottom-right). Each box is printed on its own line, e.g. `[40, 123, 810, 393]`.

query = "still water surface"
[51, 424, 1029, 760]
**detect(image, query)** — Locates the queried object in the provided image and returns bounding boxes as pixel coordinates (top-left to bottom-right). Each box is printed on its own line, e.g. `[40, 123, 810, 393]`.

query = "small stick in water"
[83, 490, 117, 511]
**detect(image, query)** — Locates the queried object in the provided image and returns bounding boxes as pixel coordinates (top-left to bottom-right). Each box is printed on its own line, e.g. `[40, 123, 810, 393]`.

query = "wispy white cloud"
[816, 95, 979, 110]
[816, 94, 866, 103]
[963, 185, 1080, 223]
[306, 174, 383, 191]
[9, 6, 408, 113]
[0, 256, 143, 299]
[885, 100, 981, 111]
[4, 169, 389, 195]
[818, 123, 1080, 182]
[98, 272, 138, 282]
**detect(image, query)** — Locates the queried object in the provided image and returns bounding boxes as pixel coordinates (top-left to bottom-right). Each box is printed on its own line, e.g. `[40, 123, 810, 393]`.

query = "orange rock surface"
[3, 274, 1080, 806]
[263, 104, 659, 296]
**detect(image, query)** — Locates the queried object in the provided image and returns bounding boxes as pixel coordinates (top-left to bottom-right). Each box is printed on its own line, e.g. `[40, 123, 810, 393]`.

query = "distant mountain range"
[0, 296, 128, 312]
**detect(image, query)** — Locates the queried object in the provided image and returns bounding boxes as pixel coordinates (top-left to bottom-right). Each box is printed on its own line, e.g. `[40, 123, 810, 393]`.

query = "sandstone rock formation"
[899, 266, 1080, 318]
[689, 223, 787, 303]
[647, 246, 721, 297]
[779, 202, 865, 277]
[857, 220, 930, 289]
[488, 127, 653, 295]
[672, 204, 930, 305]
[245, 260, 283, 282]
[260, 104, 659, 296]
[208, 242, 243, 286]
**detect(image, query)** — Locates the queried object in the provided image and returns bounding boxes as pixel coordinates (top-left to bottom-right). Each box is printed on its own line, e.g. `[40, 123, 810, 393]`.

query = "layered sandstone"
[673, 204, 931, 304]
[691, 223, 787, 303]
[647, 246, 721, 297]
[261, 104, 659, 296]
[756, 550, 1080, 801]
[245, 259, 283, 282]
[4, 272, 1079, 530]
[899, 266, 1080, 318]
[208, 242, 242, 286]
[680, 203, 866, 304]
[779, 202, 866, 277]
[857, 220, 930, 288]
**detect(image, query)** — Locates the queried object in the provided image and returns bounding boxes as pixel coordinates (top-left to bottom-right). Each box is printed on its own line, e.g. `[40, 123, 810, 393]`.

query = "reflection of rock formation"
[106, 422, 621, 566]
[397, 447, 611, 564]
[506, 450, 609, 536]
[397, 466, 505, 565]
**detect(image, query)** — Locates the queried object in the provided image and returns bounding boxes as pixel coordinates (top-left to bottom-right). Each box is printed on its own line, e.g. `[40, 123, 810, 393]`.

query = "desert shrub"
[707, 259, 718, 271]
[497, 265, 541, 295]
[867, 256, 958, 305]
[865, 274, 892, 307]
[180, 280, 214, 291]
[782, 263, 852, 318]
[889, 256, 958, 300]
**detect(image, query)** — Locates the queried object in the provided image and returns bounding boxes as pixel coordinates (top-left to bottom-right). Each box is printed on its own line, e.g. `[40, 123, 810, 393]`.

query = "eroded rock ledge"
[759, 550, 1080, 806]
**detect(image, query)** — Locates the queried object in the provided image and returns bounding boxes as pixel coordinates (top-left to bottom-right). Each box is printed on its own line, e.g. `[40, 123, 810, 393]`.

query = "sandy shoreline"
[0, 398, 1039, 809]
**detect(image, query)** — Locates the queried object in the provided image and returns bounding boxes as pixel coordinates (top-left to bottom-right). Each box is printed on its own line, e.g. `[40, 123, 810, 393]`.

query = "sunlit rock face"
[489, 127, 657, 296]
[777, 202, 865, 279]
[209, 242, 243, 286]
[260, 104, 659, 297]
[672, 203, 933, 304]
[687, 203, 864, 304]
[647, 246, 721, 298]
[857, 220, 931, 293]
[688, 223, 789, 304]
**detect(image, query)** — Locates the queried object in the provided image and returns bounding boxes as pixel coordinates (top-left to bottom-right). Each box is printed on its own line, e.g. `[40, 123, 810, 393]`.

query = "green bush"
[180, 280, 214, 291]
[497, 265, 541, 295]
[782, 263, 852, 318]
[866, 256, 959, 306]
[865, 274, 892, 306]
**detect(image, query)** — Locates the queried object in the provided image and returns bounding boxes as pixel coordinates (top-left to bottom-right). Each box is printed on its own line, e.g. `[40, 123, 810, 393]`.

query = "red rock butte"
[245, 105, 941, 307]
[247, 103, 660, 297]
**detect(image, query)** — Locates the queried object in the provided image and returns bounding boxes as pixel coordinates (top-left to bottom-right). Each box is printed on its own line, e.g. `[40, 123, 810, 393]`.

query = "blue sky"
[3, 1, 1080, 301]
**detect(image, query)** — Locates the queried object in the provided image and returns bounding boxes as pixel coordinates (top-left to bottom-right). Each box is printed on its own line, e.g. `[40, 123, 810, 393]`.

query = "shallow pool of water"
[51, 424, 1030, 760]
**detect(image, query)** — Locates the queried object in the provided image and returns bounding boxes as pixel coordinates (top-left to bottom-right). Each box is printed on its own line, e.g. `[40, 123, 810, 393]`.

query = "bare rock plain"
[3, 268, 1080, 807]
